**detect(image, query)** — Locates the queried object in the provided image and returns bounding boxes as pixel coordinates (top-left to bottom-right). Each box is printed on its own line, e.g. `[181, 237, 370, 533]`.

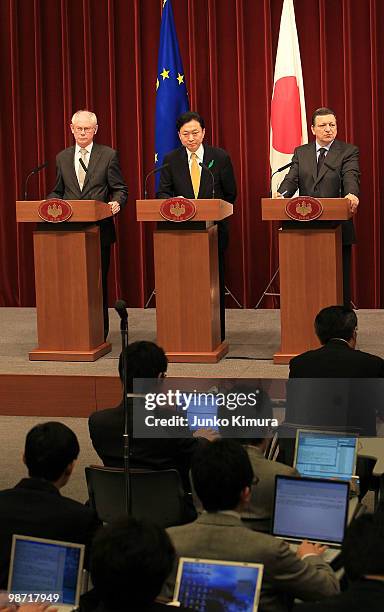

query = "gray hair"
[71, 109, 98, 125]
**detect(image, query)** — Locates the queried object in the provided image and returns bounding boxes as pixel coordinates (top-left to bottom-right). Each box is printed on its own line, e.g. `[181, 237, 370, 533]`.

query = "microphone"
[24, 162, 48, 200]
[79, 158, 88, 173]
[271, 161, 293, 180]
[199, 162, 215, 198]
[115, 299, 128, 332]
[270, 161, 293, 196]
[144, 163, 169, 199]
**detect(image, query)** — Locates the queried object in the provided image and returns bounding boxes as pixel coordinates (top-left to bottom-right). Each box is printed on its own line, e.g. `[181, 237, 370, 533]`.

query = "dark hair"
[343, 513, 384, 580]
[314, 305, 357, 344]
[24, 421, 79, 481]
[311, 107, 337, 126]
[176, 111, 205, 132]
[90, 517, 175, 608]
[224, 382, 273, 446]
[118, 341, 168, 392]
[191, 439, 253, 512]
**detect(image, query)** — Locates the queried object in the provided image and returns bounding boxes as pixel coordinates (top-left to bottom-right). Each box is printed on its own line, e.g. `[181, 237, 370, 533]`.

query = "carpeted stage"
[2, 307, 384, 417]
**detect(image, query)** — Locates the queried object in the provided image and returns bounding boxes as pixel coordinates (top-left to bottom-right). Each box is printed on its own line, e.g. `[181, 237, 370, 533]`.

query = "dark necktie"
[317, 147, 326, 175]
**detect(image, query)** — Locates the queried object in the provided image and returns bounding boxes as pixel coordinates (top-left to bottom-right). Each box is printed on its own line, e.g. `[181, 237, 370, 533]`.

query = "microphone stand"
[115, 300, 131, 514]
[24, 162, 48, 200]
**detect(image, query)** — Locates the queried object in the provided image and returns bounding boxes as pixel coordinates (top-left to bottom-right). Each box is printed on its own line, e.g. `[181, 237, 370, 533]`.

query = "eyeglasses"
[73, 126, 95, 134]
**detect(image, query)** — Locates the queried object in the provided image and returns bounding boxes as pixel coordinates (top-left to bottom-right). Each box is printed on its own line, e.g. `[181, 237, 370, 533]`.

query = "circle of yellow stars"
[156, 70, 184, 91]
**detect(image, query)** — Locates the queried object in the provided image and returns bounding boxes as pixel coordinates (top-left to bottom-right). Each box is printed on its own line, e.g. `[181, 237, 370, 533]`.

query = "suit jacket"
[165, 512, 339, 612]
[88, 402, 204, 491]
[287, 340, 384, 435]
[242, 445, 299, 527]
[48, 143, 128, 246]
[293, 578, 384, 612]
[157, 145, 237, 248]
[289, 339, 384, 378]
[0, 478, 100, 588]
[279, 140, 360, 244]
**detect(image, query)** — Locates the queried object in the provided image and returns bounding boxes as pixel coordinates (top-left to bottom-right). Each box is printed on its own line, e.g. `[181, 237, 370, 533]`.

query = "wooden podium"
[136, 199, 233, 363]
[16, 200, 112, 361]
[261, 198, 352, 364]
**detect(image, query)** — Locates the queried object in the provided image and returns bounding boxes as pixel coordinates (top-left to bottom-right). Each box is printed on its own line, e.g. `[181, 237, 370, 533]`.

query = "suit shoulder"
[93, 143, 117, 156]
[89, 405, 122, 426]
[205, 145, 231, 160]
[163, 147, 185, 162]
[56, 146, 75, 160]
[354, 348, 384, 365]
[290, 347, 322, 364]
[334, 139, 359, 153]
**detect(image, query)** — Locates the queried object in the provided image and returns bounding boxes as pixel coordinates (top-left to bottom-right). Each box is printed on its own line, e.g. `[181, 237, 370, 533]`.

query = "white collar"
[75, 142, 94, 155]
[186, 143, 204, 162]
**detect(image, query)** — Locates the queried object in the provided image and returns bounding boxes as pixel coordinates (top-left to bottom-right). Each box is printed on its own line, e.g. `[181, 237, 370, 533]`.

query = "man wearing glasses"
[275, 107, 360, 307]
[48, 109, 128, 340]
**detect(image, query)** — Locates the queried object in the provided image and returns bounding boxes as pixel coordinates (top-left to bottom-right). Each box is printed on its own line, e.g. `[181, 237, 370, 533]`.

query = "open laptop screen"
[174, 557, 263, 611]
[8, 535, 84, 606]
[272, 476, 349, 546]
[294, 429, 358, 480]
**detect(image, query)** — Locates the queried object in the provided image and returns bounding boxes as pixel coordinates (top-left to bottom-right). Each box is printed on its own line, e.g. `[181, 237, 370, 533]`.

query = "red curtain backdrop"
[1, 0, 383, 309]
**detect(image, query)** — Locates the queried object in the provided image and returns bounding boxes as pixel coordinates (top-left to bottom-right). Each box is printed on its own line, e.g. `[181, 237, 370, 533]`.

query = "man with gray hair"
[48, 109, 128, 339]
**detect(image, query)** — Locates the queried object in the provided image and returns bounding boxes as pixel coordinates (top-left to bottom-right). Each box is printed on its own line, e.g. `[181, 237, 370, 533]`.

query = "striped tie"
[78, 148, 88, 190]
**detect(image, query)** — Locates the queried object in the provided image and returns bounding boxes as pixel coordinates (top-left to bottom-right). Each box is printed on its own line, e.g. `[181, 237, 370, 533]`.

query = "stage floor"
[2, 307, 384, 416]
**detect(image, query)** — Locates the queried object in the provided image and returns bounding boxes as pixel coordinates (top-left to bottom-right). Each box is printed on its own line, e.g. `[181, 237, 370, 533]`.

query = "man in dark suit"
[0, 421, 100, 588]
[289, 306, 384, 379]
[277, 107, 360, 306]
[81, 517, 192, 612]
[48, 109, 128, 339]
[287, 306, 384, 436]
[157, 111, 237, 341]
[164, 440, 338, 612]
[294, 513, 384, 612]
[88, 340, 214, 493]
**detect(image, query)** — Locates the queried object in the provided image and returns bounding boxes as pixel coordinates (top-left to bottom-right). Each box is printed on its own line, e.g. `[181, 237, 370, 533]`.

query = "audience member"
[88, 341, 214, 492]
[80, 517, 191, 612]
[290, 306, 384, 378]
[0, 421, 100, 588]
[294, 513, 384, 611]
[286, 306, 384, 436]
[240, 412, 299, 531]
[164, 439, 339, 612]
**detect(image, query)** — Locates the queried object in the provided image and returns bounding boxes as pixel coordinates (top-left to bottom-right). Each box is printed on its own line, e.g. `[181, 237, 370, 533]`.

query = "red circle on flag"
[271, 76, 302, 153]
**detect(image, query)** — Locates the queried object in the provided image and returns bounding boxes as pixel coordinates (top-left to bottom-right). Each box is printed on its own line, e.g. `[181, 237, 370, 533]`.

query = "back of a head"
[192, 439, 253, 512]
[24, 421, 79, 482]
[343, 513, 384, 580]
[314, 305, 357, 344]
[118, 341, 168, 391]
[90, 517, 175, 608]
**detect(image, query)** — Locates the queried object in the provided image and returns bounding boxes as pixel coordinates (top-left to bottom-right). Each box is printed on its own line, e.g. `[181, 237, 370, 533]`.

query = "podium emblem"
[285, 196, 323, 221]
[38, 199, 73, 222]
[160, 197, 197, 222]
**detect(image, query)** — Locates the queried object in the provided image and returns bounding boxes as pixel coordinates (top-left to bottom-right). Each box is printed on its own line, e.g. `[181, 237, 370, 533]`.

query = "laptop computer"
[173, 557, 264, 611]
[7, 534, 85, 611]
[293, 429, 358, 481]
[272, 475, 349, 549]
[184, 394, 219, 432]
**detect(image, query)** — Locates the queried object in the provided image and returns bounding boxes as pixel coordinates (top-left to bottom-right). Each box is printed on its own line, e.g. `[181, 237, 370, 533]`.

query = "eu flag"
[155, 0, 189, 186]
